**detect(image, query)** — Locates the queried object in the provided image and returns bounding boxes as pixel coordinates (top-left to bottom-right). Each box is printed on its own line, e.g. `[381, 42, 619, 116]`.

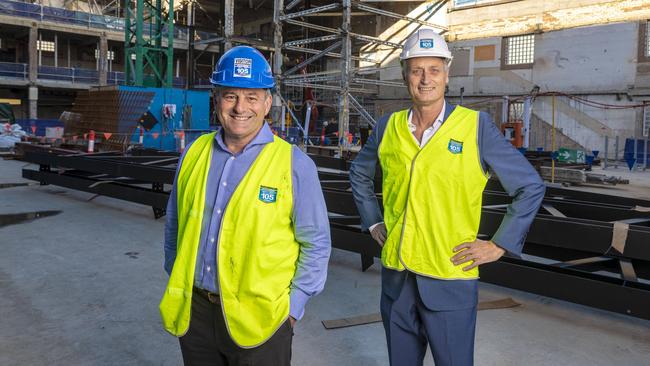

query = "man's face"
[216, 87, 272, 140]
[404, 57, 449, 107]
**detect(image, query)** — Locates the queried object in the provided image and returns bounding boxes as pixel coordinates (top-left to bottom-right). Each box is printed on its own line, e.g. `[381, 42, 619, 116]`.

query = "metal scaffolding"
[124, 0, 174, 87]
[210, 1, 447, 148]
[270, 0, 447, 150]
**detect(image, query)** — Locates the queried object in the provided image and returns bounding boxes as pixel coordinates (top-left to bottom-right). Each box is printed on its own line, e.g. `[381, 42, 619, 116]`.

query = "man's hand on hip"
[450, 239, 506, 271]
[370, 223, 387, 247]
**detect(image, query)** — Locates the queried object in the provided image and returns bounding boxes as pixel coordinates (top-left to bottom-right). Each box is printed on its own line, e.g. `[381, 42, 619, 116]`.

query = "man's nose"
[420, 70, 430, 84]
[233, 97, 247, 113]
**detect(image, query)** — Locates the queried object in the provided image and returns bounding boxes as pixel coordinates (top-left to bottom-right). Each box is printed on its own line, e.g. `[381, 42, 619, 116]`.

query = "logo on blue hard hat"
[259, 185, 278, 203]
[448, 139, 463, 154]
[233, 57, 252, 78]
[420, 39, 434, 49]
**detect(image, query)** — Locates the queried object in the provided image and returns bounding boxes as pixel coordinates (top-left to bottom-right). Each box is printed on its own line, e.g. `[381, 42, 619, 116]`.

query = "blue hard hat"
[210, 46, 275, 89]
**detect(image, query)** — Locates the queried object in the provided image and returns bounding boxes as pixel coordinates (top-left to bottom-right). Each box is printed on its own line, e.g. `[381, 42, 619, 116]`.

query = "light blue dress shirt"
[164, 123, 331, 320]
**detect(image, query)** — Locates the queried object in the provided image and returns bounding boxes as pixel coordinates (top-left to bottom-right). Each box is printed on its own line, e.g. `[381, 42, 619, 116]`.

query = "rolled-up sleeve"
[289, 147, 332, 320]
[349, 115, 389, 231]
[479, 113, 546, 257]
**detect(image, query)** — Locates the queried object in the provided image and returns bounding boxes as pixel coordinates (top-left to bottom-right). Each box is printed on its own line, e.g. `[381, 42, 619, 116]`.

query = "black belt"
[194, 287, 220, 304]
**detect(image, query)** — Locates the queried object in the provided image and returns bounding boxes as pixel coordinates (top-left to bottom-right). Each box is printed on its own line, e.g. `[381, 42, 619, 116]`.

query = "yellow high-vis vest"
[378, 106, 488, 280]
[159, 132, 299, 348]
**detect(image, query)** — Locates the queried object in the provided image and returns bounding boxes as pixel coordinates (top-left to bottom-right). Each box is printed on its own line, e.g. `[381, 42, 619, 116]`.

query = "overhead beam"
[284, 41, 342, 76]
[284, 45, 378, 64]
[284, 34, 340, 47]
[279, 3, 341, 20]
[353, 1, 448, 31]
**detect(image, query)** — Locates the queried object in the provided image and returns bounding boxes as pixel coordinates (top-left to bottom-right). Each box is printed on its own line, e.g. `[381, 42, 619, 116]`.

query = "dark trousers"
[179, 288, 293, 366]
[380, 273, 477, 366]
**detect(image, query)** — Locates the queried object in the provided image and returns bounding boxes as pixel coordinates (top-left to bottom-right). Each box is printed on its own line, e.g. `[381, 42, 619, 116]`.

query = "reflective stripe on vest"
[160, 133, 299, 348]
[378, 106, 488, 280]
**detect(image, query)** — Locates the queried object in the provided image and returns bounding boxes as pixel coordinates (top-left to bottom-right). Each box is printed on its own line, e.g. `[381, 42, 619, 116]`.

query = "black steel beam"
[480, 257, 650, 320]
[22, 169, 169, 212]
[22, 151, 176, 184]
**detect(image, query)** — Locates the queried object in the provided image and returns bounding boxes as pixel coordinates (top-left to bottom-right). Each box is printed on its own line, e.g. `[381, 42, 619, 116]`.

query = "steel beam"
[480, 257, 650, 320]
[284, 19, 340, 34]
[273, 0, 284, 129]
[353, 1, 448, 31]
[284, 41, 342, 76]
[352, 78, 406, 87]
[283, 45, 378, 64]
[349, 93, 376, 127]
[338, 0, 352, 150]
[284, 35, 341, 47]
[224, 0, 235, 50]
[285, 0, 302, 10]
[279, 3, 341, 20]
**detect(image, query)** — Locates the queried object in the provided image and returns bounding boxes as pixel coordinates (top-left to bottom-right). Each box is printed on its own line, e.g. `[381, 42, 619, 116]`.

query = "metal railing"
[37, 65, 99, 84]
[0, 0, 217, 41]
[0, 61, 27, 79]
[1, 61, 195, 88]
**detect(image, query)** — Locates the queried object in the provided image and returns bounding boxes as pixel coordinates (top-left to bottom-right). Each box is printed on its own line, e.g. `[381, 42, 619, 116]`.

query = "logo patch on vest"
[419, 39, 434, 49]
[258, 186, 278, 203]
[233, 58, 252, 78]
[448, 139, 463, 154]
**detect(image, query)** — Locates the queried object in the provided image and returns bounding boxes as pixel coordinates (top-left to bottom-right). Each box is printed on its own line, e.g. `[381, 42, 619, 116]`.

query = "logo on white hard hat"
[233, 58, 252, 78]
[419, 39, 434, 49]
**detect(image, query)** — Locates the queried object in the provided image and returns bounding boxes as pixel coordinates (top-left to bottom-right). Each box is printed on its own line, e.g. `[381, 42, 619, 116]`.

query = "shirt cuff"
[490, 236, 523, 259]
[289, 287, 310, 321]
[368, 222, 384, 232]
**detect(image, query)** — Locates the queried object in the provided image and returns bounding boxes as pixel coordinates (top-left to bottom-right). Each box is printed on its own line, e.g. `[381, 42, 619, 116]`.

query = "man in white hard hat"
[350, 28, 545, 365]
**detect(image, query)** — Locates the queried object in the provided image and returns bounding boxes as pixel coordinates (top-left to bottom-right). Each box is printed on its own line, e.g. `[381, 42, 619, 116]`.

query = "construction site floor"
[1, 158, 649, 366]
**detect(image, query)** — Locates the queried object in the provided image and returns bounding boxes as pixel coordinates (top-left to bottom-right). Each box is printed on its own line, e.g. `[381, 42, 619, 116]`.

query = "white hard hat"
[400, 28, 452, 66]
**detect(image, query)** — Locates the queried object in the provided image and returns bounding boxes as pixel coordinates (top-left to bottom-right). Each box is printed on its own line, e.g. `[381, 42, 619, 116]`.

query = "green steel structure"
[125, 0, 174, 87]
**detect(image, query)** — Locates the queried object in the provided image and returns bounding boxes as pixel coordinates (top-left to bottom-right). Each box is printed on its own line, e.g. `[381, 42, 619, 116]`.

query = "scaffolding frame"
[124, 0, 174, 87]
[219, 1, 448, 148]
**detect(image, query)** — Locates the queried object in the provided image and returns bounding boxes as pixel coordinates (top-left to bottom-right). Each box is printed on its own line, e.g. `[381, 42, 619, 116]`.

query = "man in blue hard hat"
[350, 28, 545, 365]
[160, 45, 331, 365]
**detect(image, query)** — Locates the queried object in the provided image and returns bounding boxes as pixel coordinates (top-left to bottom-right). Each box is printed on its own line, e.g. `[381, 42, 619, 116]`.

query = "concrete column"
[28, 25, 38, 83]
[54, 33, 58, 68]
[99, 33, 108, 86]
[28, 86, 38, 120]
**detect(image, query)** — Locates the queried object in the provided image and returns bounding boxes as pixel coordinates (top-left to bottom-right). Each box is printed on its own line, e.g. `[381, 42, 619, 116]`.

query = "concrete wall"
[411, 21, 646, 153]
[447, 0, 650, 41]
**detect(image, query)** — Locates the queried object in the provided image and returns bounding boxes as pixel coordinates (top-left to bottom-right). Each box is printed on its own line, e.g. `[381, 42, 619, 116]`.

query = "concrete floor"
[1, 158, 649, 366]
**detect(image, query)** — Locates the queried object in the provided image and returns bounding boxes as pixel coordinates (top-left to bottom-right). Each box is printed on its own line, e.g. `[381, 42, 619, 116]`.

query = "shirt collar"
[214, 122, 275, 154]
[407, 100, 446, 131]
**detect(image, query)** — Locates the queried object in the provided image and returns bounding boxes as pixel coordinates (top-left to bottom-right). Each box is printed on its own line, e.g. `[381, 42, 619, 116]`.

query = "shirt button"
[216, 209, 222, 215]
[210, 237, 215, 243]
[230, 156, 235, 161]
[222, 182, 227, 187]
[207, 266, 211, 272]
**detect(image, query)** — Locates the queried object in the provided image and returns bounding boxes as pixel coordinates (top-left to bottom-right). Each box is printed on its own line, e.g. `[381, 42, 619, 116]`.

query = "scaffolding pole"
[338, 0, 351, 151]
[224, 0, 234, 51]
[272, 0, 284, 129]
